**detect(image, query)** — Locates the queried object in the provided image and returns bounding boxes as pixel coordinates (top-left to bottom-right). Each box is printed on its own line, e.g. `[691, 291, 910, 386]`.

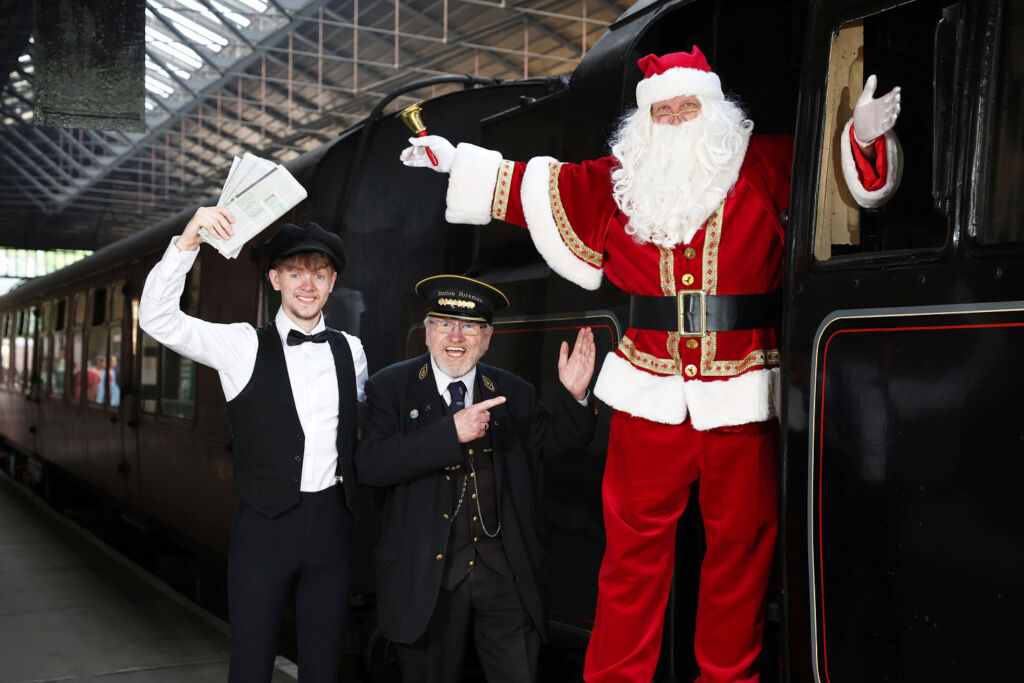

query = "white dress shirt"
[139, 238, 369, 492]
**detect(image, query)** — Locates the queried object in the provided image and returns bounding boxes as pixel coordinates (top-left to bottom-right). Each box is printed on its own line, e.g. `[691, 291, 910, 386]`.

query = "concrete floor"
[0, 475, 296, 683]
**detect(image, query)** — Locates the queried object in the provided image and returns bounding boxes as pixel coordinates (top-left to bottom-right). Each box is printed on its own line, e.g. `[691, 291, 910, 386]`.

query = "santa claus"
[401, 46, 901, 683]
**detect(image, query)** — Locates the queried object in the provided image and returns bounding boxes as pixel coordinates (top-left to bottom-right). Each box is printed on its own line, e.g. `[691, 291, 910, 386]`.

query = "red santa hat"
[634, 46, 723, 111]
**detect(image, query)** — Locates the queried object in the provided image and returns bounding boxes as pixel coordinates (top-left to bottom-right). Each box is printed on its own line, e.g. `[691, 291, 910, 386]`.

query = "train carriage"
[1, 0, 1021, 680]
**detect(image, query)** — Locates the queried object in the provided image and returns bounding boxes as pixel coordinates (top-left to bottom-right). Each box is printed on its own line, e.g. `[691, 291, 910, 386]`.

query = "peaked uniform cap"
[635, 45, 723, 111]
[415, 274, 510, 324]
[264, 221, 346, 272]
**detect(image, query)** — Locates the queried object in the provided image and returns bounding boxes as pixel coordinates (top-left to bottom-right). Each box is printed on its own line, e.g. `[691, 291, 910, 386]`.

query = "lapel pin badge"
[409, 409, 419, 419]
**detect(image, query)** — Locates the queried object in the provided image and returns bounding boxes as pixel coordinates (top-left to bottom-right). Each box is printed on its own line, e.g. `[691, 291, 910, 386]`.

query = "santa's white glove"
[399, 135, 455, 173]
[852, 74, 901, 147]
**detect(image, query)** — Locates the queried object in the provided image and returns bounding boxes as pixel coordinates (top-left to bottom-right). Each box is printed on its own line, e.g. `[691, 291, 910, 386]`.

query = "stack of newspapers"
[199, 153, 308, 259]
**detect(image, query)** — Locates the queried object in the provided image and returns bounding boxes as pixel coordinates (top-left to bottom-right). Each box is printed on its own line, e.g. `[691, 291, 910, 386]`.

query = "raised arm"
[841, 74, 904, 209]
[138, 206, 257, 379]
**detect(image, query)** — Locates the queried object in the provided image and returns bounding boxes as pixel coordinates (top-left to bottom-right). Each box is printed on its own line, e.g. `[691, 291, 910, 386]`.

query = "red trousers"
[583, 411, 778, 683]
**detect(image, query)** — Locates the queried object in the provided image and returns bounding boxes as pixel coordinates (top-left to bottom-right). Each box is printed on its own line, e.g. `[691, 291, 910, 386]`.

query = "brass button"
[445, 474, 451, 481]
[684, 364, 698, 377]
[685, 339, 699, 350]
[442, 513, 450, 520]
[471, 493, 478, 500]
[467, 448, 474, 455]
[684, 247, 697, 259]
[473, 536, 479, 542]
[473, 515, 478, 522]
[468, 560, 475, 567]
[435, 554, 444, 561]
[469, 472, 476, 478]
[681, 273, 695, 286]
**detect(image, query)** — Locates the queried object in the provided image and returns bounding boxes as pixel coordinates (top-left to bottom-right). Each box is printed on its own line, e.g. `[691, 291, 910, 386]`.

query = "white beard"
[610, 98, 753, 248]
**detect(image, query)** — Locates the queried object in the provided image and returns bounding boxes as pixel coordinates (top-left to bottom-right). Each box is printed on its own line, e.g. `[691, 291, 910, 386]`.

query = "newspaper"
[199, 153, 308, 259]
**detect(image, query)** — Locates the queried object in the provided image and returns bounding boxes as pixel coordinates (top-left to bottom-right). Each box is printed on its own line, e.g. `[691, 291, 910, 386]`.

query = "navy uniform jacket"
[354, 352, 596, 644]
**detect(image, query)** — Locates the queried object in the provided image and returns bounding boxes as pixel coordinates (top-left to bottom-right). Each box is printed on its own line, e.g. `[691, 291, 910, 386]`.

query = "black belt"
[629, 290, 781, 335]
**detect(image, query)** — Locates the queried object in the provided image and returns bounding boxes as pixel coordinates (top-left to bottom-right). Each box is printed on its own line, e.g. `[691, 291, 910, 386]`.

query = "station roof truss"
[0, 0, 630, 252]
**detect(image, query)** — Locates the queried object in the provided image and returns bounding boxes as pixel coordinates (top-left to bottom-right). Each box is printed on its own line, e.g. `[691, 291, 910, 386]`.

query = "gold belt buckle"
[677, 290, 705, 337]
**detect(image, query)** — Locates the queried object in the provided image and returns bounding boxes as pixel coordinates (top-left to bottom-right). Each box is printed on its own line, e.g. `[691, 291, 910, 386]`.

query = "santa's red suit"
[418, 47, 900, 683]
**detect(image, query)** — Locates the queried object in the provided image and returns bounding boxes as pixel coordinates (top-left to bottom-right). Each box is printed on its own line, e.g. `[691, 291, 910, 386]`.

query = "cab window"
[974, 0, 1024, 244]
[813, 0, 955, 261]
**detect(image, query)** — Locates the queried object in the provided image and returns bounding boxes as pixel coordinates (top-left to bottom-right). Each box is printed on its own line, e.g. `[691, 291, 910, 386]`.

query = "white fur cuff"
[840, 119, 903, 209]
[594, 352, 687, 425]
[635, 69, 723, 110]
[446, 143, 503, 225]
[521, 157, 603, 291]
[683, 367, 779, 431]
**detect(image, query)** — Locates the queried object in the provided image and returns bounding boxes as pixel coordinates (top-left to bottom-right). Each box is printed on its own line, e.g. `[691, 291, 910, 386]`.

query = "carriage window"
[140, 330, 158, 414]
[975, 0, 1024, 244]
[1, 314, 9, 387]
[107, 327, 122, 409]
[71, 331, 85, 402]
[813, 1, 953, 261]
[13, 310, 26, 392]
[40, 335, 52, 394]
[87, 326, 107, 405]
[22, 308, 36, 394]
[91, 288, 107, 326]
[51, 334, 66, 397]
[160, 347, 196, 420]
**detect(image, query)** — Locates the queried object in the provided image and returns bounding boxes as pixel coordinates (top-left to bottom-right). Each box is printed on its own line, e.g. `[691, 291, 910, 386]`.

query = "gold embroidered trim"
[618, 334, 681, 375]
[659, 246, 675, 295]
[491, 160, 515, 221]
[481, 375, 495, 392]
[549, 162, 603, 268]
[700, 333, 780, 377]
[418, 363, 429, 380]
[437, 297, 476, 309]
[666, 331, 683, 368]
[696, 200, 778, 377]
[701, 201, 725, 296]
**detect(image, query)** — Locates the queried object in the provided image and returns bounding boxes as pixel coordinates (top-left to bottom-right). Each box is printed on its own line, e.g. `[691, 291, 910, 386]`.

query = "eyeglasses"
[428, 318, 487, 336]
[650, 98, 701, 125]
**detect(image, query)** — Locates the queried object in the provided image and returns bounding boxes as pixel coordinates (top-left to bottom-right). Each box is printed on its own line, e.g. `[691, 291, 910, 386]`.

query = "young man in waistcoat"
[355, 275, 596, 683]
[139, 206, 368, 683]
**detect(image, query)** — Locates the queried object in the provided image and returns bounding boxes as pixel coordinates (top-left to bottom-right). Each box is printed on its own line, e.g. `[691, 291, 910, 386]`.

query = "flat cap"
[264, 221, 346, 272]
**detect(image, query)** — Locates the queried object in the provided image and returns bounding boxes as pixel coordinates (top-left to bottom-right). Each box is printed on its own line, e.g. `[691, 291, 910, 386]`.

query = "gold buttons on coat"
[684, 247, 697, 259]
[442, 513, 450, 520]
[685, 339, 699, 350]
[684, 364, 698, 377]
[467, 448, 474, 455]
[681, 273, 695, 286]
[468, 560, 475, 567]
[471, 493, 478, 500]
[473, 536, 479, 542]
[435, 554, 444, 561]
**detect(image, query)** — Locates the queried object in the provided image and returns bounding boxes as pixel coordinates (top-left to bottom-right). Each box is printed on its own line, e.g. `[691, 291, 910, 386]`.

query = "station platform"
[0, 474, 296, 683]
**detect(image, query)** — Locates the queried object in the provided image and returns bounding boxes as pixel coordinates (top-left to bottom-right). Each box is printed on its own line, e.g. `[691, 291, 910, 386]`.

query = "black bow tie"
[287, 329, 329, 346]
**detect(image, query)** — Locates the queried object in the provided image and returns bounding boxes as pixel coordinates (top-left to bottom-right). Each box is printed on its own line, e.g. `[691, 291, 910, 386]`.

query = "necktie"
[448, 381, 466, 413]
[286, 329, 329, 346]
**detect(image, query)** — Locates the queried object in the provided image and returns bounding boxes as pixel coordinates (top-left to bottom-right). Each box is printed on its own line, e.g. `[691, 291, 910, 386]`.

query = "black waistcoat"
[225, 322, 358, 517]
[441, 378, 513, 590]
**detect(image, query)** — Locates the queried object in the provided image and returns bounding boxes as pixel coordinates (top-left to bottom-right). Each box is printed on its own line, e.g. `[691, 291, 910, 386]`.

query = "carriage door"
[782, 0, 1024, 681]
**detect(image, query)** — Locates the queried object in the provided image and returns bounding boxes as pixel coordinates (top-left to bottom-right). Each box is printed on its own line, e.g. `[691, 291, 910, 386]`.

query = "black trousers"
[227, 486, 353, 683]
[398, 561, 540, 683]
